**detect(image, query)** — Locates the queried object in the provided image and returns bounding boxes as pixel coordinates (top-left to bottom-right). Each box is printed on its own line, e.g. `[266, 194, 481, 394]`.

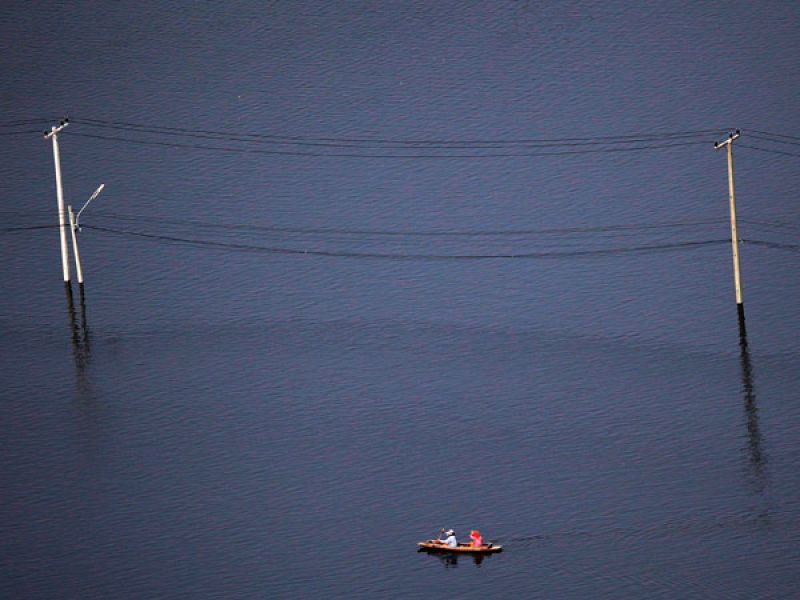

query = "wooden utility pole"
[714, 129, 744, 323]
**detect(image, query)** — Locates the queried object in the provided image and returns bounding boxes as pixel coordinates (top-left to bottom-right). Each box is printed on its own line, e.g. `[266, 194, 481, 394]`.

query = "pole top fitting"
[43, 118, 69, 140]
[714, 129, 741, 150]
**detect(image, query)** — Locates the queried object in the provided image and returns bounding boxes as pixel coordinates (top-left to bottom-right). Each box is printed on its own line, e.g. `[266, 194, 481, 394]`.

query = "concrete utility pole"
[67, 205, 83, 285]
[69, 183, 105, 287]
[44, 119, 71, 284]
[714, 129, 744, 323]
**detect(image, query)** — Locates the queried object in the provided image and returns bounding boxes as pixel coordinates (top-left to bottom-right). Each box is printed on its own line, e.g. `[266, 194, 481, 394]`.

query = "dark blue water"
[2, 2, 800, 598]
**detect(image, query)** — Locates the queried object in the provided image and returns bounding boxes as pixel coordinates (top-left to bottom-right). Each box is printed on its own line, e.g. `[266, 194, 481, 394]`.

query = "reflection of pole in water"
[65, 284, 92, 398]
[65, 283, 78, 342]
[738, 319, 766, 491]
[78, 284, 90, 346]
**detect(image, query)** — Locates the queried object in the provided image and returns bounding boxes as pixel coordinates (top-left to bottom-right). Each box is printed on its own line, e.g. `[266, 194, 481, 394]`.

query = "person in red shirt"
[470, 530, 483, 547]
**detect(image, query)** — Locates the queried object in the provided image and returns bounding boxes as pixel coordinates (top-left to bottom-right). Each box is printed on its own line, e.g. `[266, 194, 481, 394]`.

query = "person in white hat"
[436, 528, 458, 548]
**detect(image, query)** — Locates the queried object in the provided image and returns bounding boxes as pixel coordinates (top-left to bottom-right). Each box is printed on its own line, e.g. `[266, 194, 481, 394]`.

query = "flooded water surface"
[2, 2, 799, 598]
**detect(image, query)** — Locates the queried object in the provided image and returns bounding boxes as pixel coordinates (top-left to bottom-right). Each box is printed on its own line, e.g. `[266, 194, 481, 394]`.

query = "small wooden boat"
[417, 540, 503, 553]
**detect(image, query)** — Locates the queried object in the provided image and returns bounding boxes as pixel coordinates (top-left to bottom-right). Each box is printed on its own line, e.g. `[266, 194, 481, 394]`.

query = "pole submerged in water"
[44, 119, 71, 284]
[68, 205, 84, 285]
[714, 129, 744, 325]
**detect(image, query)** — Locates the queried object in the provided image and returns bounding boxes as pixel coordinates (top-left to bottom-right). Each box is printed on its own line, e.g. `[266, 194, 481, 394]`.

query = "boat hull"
[417, 541, 503, 553]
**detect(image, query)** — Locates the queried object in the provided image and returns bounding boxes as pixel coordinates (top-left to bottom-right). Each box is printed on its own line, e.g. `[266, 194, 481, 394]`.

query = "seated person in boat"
[470, 530, 483, 547]
[436, 528, 458, 547]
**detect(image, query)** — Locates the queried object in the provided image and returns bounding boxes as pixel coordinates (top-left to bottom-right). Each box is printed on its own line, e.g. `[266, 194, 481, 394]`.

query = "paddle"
[426, 527, 446, 544]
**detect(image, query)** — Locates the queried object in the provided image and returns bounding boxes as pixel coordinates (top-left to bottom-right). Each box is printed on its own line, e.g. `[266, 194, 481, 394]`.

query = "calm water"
[2, 2, 800, 598]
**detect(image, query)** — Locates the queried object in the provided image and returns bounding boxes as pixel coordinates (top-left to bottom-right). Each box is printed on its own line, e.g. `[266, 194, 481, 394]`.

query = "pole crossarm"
[44, 119, 69, 139]
[714, 129, 740, 150]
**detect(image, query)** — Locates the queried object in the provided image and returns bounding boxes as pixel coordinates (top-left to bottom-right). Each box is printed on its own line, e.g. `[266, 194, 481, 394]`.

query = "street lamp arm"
[76, 183, 105, 231]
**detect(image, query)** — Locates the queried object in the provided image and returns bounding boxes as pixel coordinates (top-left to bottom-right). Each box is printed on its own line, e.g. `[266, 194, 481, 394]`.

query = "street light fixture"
[76, 183, 105, 231]
[67, 183, 106, 286]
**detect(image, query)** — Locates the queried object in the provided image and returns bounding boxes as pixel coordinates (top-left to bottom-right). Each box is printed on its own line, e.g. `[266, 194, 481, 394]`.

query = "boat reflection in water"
[419, 547, 496, 568]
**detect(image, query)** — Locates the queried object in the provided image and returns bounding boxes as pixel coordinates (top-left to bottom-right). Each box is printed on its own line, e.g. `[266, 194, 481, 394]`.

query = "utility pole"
[714, 129, 744, 324]
[68, 183, 104, 288]
[44, 119, 71, 284]
[67, 205, 84, 286]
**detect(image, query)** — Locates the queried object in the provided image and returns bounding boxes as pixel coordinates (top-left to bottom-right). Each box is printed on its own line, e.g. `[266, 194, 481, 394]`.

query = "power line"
[0, 224, 58, 233]
[27, 116, 800, 161]
[88, 210, 725, 238]
[748, 134, 800, 147]
[8, 213, 794, 258]
[739, 218, 800, 233]
[743, 239, 800, 252]
[747, 129, 800, 143]
[72, 126, 711, 150]
[69, 117, 728, 147]
[0, 130, 43, 136]
[84, 223, 729, 260]
[11, 220, 794, 257]
[738, 143, 800, 159]
[68, 131, 710, 158]
[12, 207, 795, 239]
[0, 118, 57, 127]
[12, 117, 800, 159]
[57, 116, 727, 158]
